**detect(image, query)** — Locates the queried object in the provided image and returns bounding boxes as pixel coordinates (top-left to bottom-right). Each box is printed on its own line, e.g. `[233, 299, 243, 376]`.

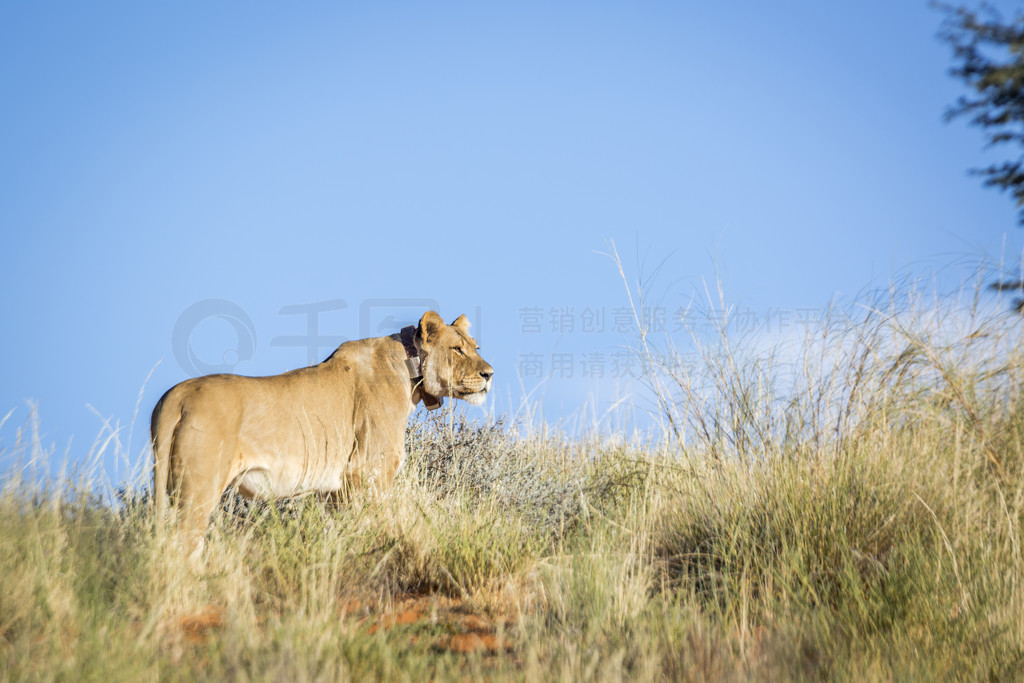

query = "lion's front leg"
[378, 418, 409, 490]
[347, 419, 406, 497]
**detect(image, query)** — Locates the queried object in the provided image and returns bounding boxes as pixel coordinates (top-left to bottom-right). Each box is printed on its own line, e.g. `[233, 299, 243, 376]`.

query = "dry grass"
[1, 279, 1023, 680]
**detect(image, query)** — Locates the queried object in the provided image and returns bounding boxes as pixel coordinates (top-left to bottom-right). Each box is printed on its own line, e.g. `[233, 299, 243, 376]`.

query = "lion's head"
[415, 311, 493, 405]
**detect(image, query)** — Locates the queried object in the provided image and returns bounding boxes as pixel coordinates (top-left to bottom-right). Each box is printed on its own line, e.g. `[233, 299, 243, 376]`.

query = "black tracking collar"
[399, 325, 442, 411]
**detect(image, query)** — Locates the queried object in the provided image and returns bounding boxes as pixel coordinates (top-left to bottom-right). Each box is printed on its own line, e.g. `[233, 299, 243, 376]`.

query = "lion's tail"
[150, 387, 182, 517]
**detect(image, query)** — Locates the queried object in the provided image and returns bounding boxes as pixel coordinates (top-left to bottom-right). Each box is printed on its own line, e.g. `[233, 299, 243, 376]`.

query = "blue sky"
[2, 2, 1021, 476]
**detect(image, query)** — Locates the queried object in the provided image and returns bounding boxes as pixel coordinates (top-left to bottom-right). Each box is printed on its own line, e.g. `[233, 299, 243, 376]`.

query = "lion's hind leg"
[167, 420, 241, 566]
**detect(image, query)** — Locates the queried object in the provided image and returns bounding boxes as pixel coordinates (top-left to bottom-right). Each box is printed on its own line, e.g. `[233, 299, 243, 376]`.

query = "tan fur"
[151, 311, 493, 559]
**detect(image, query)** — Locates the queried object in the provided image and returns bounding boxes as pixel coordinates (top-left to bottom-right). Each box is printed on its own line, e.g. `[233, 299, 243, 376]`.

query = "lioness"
[151, 311, 493, 558]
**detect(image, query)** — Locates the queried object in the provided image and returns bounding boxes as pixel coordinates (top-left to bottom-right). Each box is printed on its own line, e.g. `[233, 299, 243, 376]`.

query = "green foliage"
[939, 2, 1024, 221]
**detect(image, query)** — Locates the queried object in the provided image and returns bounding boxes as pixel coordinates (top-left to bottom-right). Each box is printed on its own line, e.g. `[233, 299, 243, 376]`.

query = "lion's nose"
[480, 370, 493, 381]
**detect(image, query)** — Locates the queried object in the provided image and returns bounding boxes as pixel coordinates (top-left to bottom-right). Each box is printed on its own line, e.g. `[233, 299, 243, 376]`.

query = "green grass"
[1, 290, 1023, 680]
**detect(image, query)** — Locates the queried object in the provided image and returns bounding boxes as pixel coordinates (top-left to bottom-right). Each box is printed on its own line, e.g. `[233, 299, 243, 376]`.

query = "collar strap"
[399, 325, 442, 411]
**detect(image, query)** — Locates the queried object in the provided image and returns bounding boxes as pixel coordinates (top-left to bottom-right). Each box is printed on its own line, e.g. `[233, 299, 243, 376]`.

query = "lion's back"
[152, 373, 256, 438]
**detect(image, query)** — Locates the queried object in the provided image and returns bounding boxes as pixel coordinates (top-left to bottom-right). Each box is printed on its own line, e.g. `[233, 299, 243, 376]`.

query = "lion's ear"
[450, 314, 471, 332]
[418, 311, 445, 342]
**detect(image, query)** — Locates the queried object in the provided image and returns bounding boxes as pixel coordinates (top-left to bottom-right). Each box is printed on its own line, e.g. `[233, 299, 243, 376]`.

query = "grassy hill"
[1, 295, 1022, 680]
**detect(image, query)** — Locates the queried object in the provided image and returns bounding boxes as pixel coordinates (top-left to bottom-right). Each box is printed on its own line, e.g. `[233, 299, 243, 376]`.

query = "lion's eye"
[453, 347, 466, 356]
